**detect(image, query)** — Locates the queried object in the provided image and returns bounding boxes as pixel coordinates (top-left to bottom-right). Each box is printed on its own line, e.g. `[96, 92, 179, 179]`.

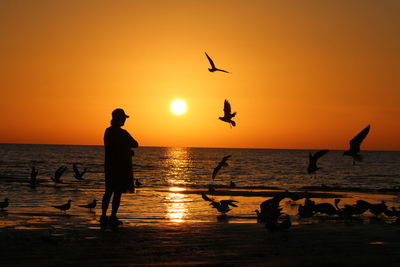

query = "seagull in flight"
[205, 52, 230, 73]
[78, 199, 97, 212]
[201, 193, 238, 214]
[343, 125, 370, 165]
[51, 166, 67, 183]
[212, 155, 232, 179]
[52, 200, 72, 213]
[73, 163, 87, 180]
[219, 100, 236, 127]
[307, 150, 329, 174]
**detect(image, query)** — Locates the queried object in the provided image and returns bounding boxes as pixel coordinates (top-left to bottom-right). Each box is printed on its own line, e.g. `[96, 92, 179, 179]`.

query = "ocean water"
[0, 144, 400, 228]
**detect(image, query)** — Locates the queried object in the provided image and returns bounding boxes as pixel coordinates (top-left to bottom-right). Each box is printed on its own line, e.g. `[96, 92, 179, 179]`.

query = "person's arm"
[125, 130, 139, 148]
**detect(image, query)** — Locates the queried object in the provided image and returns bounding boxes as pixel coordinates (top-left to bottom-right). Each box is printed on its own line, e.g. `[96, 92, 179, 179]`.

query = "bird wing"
[220, 200, 238, 207]
[223, 100, 231, 116]
[349, 125, 370, 152]
[202, 193, 214, 202]
[312, 150, 329, 161]
[221, 155, 232, 164]
[216, 68, 230, 73]
[212, 165, 221, 179]
[205, 52, 216, 68]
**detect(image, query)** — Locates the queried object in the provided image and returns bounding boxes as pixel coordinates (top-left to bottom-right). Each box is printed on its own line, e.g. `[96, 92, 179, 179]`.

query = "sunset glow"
[0, 1, 399, 150]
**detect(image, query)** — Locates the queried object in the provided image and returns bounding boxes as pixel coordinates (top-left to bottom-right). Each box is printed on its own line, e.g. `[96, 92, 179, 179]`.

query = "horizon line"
[0, 142, 399, 152]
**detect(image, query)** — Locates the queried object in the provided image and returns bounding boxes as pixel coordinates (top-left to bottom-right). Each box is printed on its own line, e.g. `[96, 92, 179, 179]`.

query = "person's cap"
[112, 108, 130, 119]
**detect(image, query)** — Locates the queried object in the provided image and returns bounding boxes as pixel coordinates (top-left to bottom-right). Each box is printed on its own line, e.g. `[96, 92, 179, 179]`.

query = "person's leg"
[110, 191, 122, 218]
[101, 189, 113, 217]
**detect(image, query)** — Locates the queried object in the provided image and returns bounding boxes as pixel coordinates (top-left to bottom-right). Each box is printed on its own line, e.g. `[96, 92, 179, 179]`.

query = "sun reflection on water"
[165, 192, 188, 223]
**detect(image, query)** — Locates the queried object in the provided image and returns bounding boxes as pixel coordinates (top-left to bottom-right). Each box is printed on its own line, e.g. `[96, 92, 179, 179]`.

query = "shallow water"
[0, 144, 399, 228]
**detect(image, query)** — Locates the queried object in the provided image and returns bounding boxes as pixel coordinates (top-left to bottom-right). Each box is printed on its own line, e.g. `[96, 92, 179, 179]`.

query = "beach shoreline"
[2, 220, 400, 266]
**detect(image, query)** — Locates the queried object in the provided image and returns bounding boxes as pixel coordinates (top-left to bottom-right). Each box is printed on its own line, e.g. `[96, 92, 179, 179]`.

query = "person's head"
[111, 108, 129, 127]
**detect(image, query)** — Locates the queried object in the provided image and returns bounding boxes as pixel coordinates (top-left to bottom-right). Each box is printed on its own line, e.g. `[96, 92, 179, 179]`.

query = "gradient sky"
[0, 0, 399, 150]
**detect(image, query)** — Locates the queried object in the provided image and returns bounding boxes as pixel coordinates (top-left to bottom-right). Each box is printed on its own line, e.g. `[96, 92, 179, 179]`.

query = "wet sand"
[1, 219, 400, 266]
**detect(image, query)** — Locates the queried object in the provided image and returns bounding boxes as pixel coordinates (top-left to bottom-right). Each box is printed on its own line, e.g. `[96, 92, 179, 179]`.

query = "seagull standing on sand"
[73, 163, 87, 180]
[78, 199, 97, 211]
[219, 100, 236, 127]
[0, 198, 9, 210]
[343, 125, 370, 165]
[212, 155, 232, 179]
[205, 52, 230, 73]
[51, 166, 67, 183]
[52, 200, 72, 213]
[307, 150, 329, 175]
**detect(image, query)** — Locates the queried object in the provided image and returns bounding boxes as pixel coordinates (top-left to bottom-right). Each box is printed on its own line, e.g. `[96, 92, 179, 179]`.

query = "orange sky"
[0, 0, 399, 150]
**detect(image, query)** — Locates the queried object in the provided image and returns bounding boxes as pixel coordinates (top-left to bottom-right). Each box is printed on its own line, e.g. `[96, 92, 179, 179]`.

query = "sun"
[170, 99, 187, 115]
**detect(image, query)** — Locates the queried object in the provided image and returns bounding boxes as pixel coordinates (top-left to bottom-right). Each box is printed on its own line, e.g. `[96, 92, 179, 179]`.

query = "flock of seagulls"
[29, 163, 89, 186]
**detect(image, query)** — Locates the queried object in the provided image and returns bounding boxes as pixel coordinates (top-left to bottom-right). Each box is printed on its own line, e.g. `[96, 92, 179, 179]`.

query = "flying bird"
[343, 125, 370, 165]
[0, 198, 9, 210]
[51, 166, 67, 183]
[205, 52, 230, 73]
[212, 155, 232, 179]
[201, 193, 238, 214]
[219, 100, 236, 127]
[78, 199, 97, 211]
[52, 200, 72, 213]
[307, 150, 329, 174]
[73, 163, 87, 180]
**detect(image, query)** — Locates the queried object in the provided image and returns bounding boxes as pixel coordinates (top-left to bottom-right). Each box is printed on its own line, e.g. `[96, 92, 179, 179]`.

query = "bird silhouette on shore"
[201, 193, 238, 214]
[135, 179, 142, 187]
[344, 125, 370, 165]
[78, 199, 97, 212]
[73, 163, 87, 180]
[29, 166, 39, 186]
[212, 155, 232, 179]
[205, 52, 230, 73]
[51, 166, 67, 183]
[307, 150, 329, 175]
[0, 198, 9, 210]
[219, 100, 236, 127]
[52, 200, 72, 213]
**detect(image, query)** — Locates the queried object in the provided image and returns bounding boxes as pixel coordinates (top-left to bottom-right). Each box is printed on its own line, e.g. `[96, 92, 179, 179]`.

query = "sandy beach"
[2, 218, 400, 267]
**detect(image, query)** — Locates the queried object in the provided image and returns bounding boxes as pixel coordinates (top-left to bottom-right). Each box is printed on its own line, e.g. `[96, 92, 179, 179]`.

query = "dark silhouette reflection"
[343, 125, 370, 165]
[29, 166, 39, 186]
[101, 108, 139, 226]
[307, 150, 329, 175]
[205, 52, 230, 73]
[52, 200, 72, 213]
[0, 198, 9, 210]
[219, 100, 236, 127]
[229, 180, 236, 187]
[51, 166, 66, 183]
[79, 199, 97, 212]
[73, 163, 87, 180]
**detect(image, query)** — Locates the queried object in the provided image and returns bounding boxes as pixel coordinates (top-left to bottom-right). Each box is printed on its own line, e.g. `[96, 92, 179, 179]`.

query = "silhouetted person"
[73, 163, 87, 180]
[101, 108, 139, 225]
